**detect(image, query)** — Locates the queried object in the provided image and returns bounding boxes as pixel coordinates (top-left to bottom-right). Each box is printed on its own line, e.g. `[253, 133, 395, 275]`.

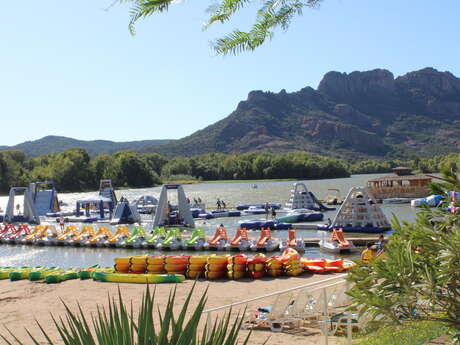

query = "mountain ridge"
[2, 67, 460, 159]
[0, 135, 173, 157]
[147, 67, 460, 158]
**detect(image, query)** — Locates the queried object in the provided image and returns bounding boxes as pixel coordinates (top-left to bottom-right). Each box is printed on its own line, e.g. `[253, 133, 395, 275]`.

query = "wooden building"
[367, 167, 432, 200]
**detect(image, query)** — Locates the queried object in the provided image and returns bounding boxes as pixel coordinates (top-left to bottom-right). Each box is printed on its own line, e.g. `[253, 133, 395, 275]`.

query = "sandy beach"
[0, 274, 345, 345]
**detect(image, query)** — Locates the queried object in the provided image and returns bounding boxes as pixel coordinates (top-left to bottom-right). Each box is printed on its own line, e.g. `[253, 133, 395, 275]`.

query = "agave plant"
[1, 284, 252, 345]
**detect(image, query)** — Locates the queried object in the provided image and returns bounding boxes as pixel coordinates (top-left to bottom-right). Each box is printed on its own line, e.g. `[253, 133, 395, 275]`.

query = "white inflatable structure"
[329, 187, 390, 232]
[153, 184, 195, 228]
[285, 182, 316, 210]
[111, 201, 141, 224]
[29, 181, 60, 216]
[99, 179, 117, 206]
[5, 187, 40, 224]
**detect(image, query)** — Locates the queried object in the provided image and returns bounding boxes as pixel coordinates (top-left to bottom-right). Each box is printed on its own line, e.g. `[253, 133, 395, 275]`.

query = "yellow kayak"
[0, 267, 15, 279]
[93, 272, 185, 284]
[9, 266, 45, 281]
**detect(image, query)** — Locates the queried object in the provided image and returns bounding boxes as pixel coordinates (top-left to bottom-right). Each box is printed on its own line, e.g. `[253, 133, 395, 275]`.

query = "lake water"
[0, 174, 419, 268]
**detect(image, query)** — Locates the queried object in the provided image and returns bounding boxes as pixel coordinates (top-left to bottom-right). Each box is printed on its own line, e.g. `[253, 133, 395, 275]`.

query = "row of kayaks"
[112, 251, 356, 279]
[0, 254, 355, 285]
[0, 224, 307, 253]
[0, 265, 185, 284]
[0, 265, 111, 283]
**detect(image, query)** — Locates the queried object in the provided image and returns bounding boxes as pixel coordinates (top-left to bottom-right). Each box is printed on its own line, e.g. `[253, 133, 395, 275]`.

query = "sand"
[0, 274, 346, 345]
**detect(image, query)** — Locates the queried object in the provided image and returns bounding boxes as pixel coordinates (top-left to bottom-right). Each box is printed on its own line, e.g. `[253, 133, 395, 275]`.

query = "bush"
[354, 321, 448, 345]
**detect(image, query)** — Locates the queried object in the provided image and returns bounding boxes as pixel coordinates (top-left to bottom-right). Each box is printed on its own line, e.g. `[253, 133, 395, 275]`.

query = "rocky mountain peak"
[396, 67, 460, 99]
[317, 69, 396, 103]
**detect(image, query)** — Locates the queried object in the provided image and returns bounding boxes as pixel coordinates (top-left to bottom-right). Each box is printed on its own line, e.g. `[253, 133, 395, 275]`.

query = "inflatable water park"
[0, 179, 398, 253]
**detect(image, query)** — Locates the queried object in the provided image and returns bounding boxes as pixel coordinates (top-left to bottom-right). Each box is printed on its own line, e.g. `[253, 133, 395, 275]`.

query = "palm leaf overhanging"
[118, 0, 323, 55]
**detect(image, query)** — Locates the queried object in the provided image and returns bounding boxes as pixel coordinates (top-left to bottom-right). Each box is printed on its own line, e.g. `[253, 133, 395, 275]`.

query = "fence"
[203, 274, 356, 345]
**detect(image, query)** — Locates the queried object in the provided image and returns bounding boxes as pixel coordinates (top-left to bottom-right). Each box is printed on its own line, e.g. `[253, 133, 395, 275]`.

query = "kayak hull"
[93, 272, 185, 284]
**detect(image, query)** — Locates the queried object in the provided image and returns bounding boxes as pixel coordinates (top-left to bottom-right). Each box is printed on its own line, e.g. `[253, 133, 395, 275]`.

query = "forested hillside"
[0, 148, 458, 194]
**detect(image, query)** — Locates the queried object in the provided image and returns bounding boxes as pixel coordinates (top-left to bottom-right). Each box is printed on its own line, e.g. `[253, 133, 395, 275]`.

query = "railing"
[203, 274, 355, 345]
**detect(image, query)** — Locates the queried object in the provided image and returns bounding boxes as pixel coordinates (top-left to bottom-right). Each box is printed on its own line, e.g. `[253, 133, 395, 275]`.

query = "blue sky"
[1, 0, 459, 146]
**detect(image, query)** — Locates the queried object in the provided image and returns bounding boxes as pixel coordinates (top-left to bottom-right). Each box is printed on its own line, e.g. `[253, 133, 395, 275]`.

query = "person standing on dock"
[216, 198, 221, 210]
[264, 203, 270, 219]
[221, 200, 226, 210]
[271, 207, 277, 219]
[59, 216, 65, 231]
[375, 235, 386, 256]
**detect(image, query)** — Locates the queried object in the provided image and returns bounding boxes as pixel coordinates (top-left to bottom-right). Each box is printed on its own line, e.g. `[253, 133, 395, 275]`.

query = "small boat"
[156, 228, 182, 251]
[45, 268, 80, 284]
[382, 198, 411, 204]
[28, 267, 62, 281]
[276, 211, 323, 223]
[54, 225, 79, 246]
[69, 226, 95, 247]
[123, 227, 148, 249]
[250, 228, 279, 252]
[0, 225, 13, 244]
[85, 226, 113, 247]
[21, 225, 46, 245]
[182, 228, 206, 250]
[145, 227, 166, 249]
[243, 206, 267, 215]
[205, 226, 228, 251]
[35, 226, 58, 246]
[325, 189, 343, 205]
[108, 226, 131, 248]
[6, 224, 31, 244]
[226, 228, 253, 251]
[279, 229, 305, 253]
[318, 229, 358, 254]
[10, 266, 46, 281]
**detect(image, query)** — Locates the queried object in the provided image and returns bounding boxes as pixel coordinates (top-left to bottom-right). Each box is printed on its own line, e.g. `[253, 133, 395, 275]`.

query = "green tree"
[0, 151, 30, 193]
[90, 153, 116, 188]
[51, 149, 93, 191]
[142, 152, 168, 175]
[348, 171, 460, 342]
[112, 151, 161, 187]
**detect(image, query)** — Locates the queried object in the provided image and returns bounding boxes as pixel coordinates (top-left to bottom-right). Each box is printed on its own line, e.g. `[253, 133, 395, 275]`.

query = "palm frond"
[119, 0, 323, 54]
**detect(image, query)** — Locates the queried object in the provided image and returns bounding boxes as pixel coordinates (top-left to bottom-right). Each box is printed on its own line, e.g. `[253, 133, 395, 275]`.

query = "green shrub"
[354, 321, 448, 345]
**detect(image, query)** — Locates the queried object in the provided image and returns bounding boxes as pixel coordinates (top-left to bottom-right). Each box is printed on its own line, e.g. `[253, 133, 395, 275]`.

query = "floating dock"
[303, 237, 378, 247]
